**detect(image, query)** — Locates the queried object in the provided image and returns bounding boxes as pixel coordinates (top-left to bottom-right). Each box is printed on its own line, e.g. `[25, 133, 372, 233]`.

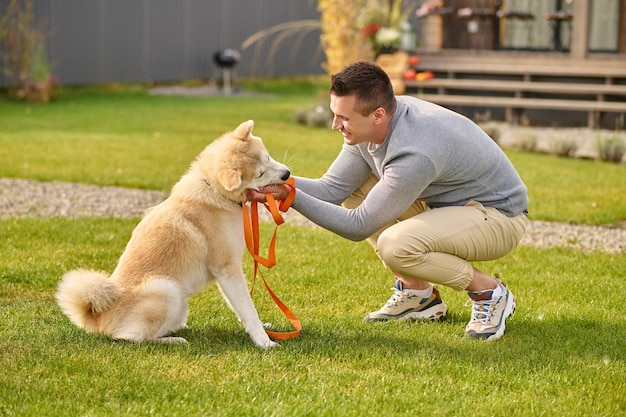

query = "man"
[248, 61, 529, 341]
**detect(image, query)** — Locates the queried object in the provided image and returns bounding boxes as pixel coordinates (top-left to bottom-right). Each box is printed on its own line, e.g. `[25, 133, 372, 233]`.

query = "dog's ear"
[217, 168, 242, 191]
[233, 120, 254, 140]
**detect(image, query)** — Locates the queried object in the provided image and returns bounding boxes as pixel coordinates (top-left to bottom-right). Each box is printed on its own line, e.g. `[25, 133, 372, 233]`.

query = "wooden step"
[400, 52, 626, 127]
[414, 60, 626, 80]
[413, 94, 626, 127]
[416, 94, 626, 111]
[404, 79, 626, 96]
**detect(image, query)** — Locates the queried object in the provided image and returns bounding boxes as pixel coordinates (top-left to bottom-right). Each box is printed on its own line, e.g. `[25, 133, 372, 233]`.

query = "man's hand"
[245, 183, 292, 203]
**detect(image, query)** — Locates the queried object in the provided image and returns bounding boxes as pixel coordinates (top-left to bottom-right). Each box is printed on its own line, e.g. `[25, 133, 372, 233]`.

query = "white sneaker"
[364, 280, 448, 322]
[465, 278, 516, 341]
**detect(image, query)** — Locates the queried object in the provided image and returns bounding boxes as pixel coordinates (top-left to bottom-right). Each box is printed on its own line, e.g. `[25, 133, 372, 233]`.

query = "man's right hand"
[245, 183, 292, 203]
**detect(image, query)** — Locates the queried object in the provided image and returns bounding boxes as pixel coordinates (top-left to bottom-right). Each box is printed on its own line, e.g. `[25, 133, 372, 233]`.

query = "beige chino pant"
[343, 174, 528, 291]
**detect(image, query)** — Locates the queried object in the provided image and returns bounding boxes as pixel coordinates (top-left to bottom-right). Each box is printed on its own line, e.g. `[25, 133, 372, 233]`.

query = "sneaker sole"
[484, 292, 516, 342]
[364, 302, 448, 322]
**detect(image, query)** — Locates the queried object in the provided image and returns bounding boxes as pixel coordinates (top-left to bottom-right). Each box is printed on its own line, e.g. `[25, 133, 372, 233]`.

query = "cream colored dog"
[56, 120, 290, 348]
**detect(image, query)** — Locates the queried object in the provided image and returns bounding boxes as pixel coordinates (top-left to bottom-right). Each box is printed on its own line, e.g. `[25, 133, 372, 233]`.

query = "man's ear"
[372, 107, 386, 125]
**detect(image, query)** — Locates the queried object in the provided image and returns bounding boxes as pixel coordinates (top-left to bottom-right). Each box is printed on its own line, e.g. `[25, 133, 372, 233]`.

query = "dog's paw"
[258, 339, 280, 349]
[157, 336, 189, 344]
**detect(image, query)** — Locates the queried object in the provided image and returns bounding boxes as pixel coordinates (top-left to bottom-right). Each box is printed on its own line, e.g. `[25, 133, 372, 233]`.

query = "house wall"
[0, 0, 325, 87]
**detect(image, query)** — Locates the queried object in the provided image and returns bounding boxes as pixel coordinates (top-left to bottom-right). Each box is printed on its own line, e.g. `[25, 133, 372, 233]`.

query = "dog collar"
[202, 178, 242, 207]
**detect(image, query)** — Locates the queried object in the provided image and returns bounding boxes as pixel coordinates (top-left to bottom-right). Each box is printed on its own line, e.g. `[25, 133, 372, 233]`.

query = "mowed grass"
[1, 218, 624, 416]
[0, 82, 624, 416]
[1, 82, 625, 225]
[0, 83, 340, 190]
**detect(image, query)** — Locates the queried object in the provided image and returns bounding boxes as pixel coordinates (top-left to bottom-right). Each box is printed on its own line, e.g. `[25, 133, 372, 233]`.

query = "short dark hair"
[330, 61, 396, 116]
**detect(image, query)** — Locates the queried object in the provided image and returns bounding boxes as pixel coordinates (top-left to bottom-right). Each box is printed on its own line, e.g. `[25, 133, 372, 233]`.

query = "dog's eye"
[258, 171, 265, 178]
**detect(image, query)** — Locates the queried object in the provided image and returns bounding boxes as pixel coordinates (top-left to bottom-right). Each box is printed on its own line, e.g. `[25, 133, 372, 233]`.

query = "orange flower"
[416, 71, 435, 81]
[360, 24, 381, 38]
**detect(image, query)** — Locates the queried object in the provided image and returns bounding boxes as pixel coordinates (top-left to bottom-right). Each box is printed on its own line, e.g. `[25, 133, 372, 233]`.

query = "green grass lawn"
[1, 219, 624, 416]
[1, 83, 624, 416]
[1, 82, 625, 225]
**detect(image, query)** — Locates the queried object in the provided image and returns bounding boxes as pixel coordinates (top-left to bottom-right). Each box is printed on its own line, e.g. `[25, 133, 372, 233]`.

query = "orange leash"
[242, 177, 301, 340]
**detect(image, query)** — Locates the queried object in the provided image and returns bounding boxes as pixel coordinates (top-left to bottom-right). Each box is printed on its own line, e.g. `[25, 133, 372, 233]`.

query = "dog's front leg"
[215, 271, 278, 349]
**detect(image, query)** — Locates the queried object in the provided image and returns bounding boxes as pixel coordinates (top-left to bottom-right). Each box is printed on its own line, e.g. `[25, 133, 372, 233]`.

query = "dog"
[55, 120, 290, 348]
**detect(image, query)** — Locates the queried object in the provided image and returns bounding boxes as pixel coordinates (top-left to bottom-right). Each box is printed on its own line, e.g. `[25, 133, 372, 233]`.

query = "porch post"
[570, 0, 590, 58]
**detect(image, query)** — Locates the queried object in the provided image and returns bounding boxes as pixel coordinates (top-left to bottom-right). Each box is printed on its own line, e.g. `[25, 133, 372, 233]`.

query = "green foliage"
[1, 219, 624, 416]
[479, 122, 501, 144]
[512, 130, 538, 152]
[294, 103, 333, 128]
[595, 134, 625, 163]
[548, 138, 578, 158]
[0, 0, 57, 102]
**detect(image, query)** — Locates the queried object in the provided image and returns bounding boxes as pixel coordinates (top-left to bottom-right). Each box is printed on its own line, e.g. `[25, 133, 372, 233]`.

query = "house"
[408, 0, 626, 128]
[1, 0, 624, 127]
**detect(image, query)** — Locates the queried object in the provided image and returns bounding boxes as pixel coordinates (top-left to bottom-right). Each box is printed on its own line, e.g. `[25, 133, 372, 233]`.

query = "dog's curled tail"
[55, 269, 122, 332]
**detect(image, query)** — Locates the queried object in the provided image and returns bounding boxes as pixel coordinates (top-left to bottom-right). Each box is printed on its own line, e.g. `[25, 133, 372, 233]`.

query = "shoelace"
[466, 299, 497, 323]
[385, 289, 419, 307]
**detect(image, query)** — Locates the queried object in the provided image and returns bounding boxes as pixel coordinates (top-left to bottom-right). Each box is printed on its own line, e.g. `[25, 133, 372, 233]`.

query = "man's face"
[329, 94, 376, 146]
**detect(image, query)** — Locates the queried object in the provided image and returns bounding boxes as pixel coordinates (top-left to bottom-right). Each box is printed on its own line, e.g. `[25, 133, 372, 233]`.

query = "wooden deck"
[403, 51, 626, 127]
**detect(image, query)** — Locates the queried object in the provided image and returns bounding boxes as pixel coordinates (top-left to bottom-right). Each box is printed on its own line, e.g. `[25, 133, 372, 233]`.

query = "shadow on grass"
[162, 312, 624, 368]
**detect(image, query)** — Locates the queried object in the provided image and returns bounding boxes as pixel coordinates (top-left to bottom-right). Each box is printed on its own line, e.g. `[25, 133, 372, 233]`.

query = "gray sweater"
[292, 96, 528, 241]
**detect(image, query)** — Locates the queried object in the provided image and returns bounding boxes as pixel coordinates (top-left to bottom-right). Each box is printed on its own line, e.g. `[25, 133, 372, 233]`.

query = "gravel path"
[1, 177, 623, 254]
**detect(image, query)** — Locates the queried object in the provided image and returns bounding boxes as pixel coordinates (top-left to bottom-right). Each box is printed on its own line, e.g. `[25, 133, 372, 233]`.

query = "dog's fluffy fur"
[56, 120, 290, 348]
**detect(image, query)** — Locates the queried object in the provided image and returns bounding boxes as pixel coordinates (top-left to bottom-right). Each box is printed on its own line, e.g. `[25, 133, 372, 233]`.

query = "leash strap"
[242, 177, 300, 340]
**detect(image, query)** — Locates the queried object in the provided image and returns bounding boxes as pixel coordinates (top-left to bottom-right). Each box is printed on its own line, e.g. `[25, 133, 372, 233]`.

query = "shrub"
[548, 138, 578, 158]
[318, 0, 373, 74]
[295, 104, 333, 128]
[479, 123, 501, 144]
[594, 135, 625, 163]
[0, 0, 56, 103]
[513, 131, 538, 152]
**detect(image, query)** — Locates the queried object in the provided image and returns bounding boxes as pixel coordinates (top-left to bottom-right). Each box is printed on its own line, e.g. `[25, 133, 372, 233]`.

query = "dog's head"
[198, 120, 290, 198]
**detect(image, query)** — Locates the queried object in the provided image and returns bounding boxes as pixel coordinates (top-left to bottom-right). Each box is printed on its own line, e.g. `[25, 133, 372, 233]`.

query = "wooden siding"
[0, 0, 325, 86]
